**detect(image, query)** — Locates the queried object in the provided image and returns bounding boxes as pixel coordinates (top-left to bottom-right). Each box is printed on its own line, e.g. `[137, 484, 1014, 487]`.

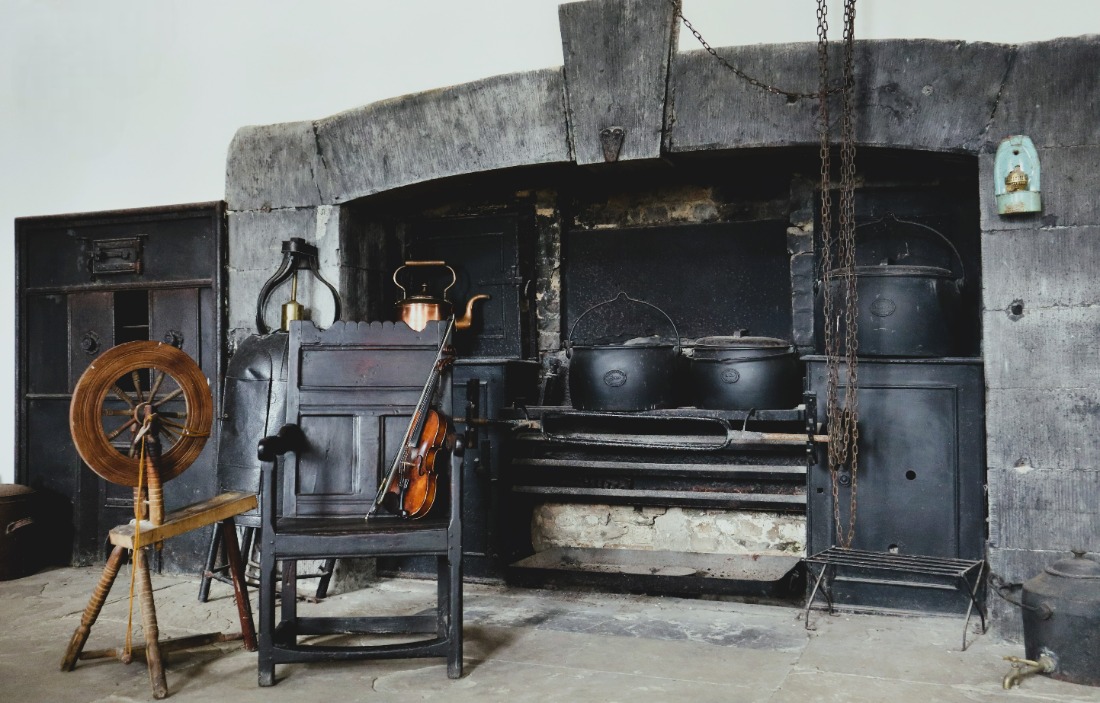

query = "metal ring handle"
[854, 213, 967, 288]
[565, 292, 681, 353]
[393, 261, 458, 299]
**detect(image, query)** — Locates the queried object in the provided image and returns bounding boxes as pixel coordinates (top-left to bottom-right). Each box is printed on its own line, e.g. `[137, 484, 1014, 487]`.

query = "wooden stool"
[61, 491, 258, 699]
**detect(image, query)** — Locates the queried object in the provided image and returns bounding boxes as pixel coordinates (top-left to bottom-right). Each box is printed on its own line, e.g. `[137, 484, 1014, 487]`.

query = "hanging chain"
[819, 0, 860, 549]
[670, 0, 842, 100]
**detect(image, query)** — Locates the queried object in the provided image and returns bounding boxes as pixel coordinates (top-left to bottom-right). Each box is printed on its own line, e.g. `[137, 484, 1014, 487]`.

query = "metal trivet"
[802, 547, 987, 650]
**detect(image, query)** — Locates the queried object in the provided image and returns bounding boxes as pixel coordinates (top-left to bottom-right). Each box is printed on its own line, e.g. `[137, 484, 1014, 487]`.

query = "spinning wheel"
[69, 340, 212, 487]
[62, 340, 256, 700]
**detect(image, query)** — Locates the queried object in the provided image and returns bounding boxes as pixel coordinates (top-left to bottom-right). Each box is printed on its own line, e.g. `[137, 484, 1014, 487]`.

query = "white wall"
[3, 0, 1099, 484]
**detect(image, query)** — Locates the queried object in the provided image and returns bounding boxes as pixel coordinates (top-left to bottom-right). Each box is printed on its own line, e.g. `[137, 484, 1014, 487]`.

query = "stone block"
[226, 121, 325, 211]
[987, 466, 1100, 551]
[314, 69, 570, 204]
[981, 225, 1100, 310]
[982, 306, 1100, 389]
[985, 387, 1100, 471]
[559, 0, 677, 164]
[227, 208, 317, 272]
[980, 146, 1100, 231]
[668, 40, 1011, 154]
[989, 36, 1100, 149]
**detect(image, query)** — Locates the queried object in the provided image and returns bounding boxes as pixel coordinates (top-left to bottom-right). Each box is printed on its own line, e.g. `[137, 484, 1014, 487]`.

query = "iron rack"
[802, 547, 987, 650]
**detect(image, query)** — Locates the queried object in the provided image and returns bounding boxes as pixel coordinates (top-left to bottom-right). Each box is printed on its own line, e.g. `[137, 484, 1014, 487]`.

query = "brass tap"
[1002, 653, 1056, 689]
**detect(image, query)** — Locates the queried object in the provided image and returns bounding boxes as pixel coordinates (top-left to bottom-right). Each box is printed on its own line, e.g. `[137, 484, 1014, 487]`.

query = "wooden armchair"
[255, 320, 463, 686]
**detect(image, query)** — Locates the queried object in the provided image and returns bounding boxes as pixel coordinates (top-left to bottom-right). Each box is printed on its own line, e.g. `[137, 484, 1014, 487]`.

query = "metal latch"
[89, 236, 145, 277]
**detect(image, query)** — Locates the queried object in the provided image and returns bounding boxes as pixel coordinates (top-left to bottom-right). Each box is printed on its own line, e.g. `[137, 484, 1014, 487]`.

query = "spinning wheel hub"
[70, 340, 213, 487]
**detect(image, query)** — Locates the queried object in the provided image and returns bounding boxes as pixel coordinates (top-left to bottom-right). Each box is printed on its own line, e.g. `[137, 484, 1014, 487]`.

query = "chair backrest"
[278, 320, 452, 518]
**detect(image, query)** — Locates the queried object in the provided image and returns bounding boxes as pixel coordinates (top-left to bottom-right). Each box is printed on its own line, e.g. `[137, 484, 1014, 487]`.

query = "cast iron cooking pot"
[1020, 550, 1100, 687]
[824, 217, 965, 357]
[566, 293, 680, 412]
[688, 333, 801, 410]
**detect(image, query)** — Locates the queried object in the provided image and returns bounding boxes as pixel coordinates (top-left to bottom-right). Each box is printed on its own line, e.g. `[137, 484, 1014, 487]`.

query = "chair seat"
[271, 516, 452, 559]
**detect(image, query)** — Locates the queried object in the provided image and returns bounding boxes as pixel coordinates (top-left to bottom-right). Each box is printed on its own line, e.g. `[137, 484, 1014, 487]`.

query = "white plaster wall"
[3, 0, 1100, 483]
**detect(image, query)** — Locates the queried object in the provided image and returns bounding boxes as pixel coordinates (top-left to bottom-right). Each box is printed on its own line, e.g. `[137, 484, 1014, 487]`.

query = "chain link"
[818, 0, 860, 549]
[670, 0, 842, 100]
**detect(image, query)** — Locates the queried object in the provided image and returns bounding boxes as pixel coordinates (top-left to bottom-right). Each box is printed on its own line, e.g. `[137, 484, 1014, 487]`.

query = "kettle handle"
[393, 261, 458, 299]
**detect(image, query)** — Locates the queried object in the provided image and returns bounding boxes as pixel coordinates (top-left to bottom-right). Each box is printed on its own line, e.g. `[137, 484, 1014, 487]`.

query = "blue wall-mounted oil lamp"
[994, 135, 1042, 215]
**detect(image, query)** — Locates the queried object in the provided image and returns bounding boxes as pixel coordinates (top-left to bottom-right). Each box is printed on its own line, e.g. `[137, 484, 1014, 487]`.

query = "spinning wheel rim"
[69, 340, 212, 486]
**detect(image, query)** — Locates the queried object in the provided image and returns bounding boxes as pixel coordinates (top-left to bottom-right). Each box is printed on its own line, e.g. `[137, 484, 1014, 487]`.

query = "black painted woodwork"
[15, 202, 226, 571]
[256, 320, 463, 684]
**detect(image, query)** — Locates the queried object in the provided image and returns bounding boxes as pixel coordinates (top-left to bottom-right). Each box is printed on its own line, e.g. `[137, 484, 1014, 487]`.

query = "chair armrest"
[257, 423, 305, 462]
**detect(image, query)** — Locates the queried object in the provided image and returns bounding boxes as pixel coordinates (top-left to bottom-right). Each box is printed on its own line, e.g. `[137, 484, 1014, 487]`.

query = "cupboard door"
[67, 291, 115, 391]
[408, 214, 527, 358]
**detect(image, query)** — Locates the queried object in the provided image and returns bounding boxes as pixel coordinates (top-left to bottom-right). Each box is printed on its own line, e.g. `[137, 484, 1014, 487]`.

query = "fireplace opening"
[344, 146, 983, 599]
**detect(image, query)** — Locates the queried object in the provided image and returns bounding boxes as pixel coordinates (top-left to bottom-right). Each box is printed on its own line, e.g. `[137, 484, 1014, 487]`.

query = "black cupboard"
[15, 202, 226, 571]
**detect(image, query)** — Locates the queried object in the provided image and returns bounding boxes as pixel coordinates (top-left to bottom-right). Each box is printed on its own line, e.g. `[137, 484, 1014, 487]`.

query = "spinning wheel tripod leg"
[134, 545, 168, 699]
[61, 545, 127, 671]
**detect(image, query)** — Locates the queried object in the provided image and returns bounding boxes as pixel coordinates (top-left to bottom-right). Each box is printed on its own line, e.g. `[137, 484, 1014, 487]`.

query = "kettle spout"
[456, 294, 491, 330]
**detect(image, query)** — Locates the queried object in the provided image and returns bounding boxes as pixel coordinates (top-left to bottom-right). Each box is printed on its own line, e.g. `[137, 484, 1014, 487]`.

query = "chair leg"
[220, 517, 257, 652]
[61, 544, 127, 671]
[447, 551, 463, 679]
[198, 524, 222, 603]
[134, 546, 169, 699]
[257, 532, 277, 687]
[280, 560, 298, 637]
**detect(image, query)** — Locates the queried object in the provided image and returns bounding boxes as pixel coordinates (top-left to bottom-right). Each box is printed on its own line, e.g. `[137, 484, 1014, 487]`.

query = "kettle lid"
[1045, 550, 1100, 580]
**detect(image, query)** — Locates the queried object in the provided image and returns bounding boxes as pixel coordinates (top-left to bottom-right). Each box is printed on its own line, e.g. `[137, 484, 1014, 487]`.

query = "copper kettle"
[394, 260, 490, 332]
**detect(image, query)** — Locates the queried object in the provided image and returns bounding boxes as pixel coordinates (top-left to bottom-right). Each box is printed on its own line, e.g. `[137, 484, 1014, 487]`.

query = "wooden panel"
[24, 294, 69, 394]
[559, 0, 676, 164]
[67, 291, 114, 391]
[296, 415, 357, 496]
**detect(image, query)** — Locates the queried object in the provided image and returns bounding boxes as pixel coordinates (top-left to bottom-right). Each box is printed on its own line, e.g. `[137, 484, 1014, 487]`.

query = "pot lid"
[1045, 550, 1100, 580]
[845, 264, 954, 278]
[396, 284, 449, 305]
[695, 333, 790, 349]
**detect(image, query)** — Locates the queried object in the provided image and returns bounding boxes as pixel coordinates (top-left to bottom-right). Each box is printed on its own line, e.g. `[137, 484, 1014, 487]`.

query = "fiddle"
[381, 408, 448, 518]
[369, 317, 454, 519]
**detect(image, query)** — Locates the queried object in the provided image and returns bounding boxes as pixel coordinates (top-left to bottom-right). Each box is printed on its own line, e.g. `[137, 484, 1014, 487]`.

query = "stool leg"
[198, 524, 223, 603]
[220, 517, 257, 651]
[134, 546, 168, 699]
[315, 558, 337, 599]
[61, 545, 127, 671]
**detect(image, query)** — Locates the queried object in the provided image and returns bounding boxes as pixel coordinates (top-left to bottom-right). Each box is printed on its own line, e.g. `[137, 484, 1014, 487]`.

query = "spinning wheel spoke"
[102, 409, 132, 417]
[105, 417, 138, 441]
[111, 385, 136, 408]
[155, 410, 187, 419]
[131, 371, 145, 403]
[147, 370, 166, 404]
[157, 387, 184, 405]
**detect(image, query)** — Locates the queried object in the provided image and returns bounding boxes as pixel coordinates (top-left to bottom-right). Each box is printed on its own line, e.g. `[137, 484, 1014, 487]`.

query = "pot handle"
[856, 214, 967, 289]
[565, 292, 681, 352]
[393, 261, 458, 300]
